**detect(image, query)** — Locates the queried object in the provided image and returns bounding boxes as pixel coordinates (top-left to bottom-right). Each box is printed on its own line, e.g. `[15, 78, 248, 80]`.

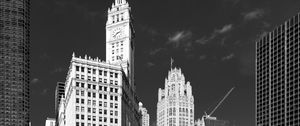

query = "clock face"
[112, 27, 123, 40]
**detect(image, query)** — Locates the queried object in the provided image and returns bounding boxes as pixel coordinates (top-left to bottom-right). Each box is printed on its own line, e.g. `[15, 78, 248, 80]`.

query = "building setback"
[157, 67, 194, 126]
[0, 0, 30, 126]
[256, 12, 300, 126]
[57, 0, 140, 126]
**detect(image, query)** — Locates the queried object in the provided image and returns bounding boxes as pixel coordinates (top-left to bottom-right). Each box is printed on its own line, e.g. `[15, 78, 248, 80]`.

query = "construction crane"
[204, 87, 235, 118]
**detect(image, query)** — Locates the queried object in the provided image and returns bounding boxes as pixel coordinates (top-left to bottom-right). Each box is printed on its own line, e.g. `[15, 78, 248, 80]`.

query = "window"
[99, 109, 103, 114]
[88, 68, 91, 74]
[110, 88, 113, 92]
[81, 115, 84, 120]
[81, 83, 84, 88]
[110, 80, 113, 84]
[115, 103, 118, 109]
[81, 107, 84, 112]
[92, 108, 96, 113]
[104, 79, 107, 83]
[93, 77, 96, 82]
[115, 96, 118, 101]
[104, 102, 107, 107]
[76, 74, 79, 79]
[76, 66, 79, 71]
[93, 85, 96, 90]
[99, 70, 103, 75]
[92, 100, 96, 106]
[104, 94, 107, 99]
[76, 98, 79, 103]
[88, 107, 91, 113]
[88, 92, 91, 97]
[99, 94, 102, 99]
[99, 86, 103, 91]
[81, 91, 84, 96]
[99, 117, 103, 122]
[81, 75, 84, 80]
[81, 99, 84, 104]
[110, 72, 113, 77]
[104, 71, 107, 76]
[76, 122, 79, 126]
[76, 90, 79, 95]
[104, 87, 107, 91]
[110, 118, 113, 123]
[76, 82, 80, 87]
[110, 96, 113, 100]
[104, 109, 107, 115]
[115, 119, 118, 124]
[115, 73, 118, 78]
[99, 78, 102, 83]
[115, 111, 118, 116]
[104, 117, 107, 122]
[76, 106, 79, 111]
[110, 103, 113, 108]
[92, 93, 96, 98]
[88, 115, 91, 121]
[88, 84, 91, 89]
[81, 67, 85, 72]
[88, 76, 91, 81]
[93, 116, 96, 121]
[88, 100, 91, 105]
[115, 89, 118, 93]
[115, 81, 118, 85]
[98, 102, 102, 107]
[76, 114, 79, 119]
[92, 69, 96, 74]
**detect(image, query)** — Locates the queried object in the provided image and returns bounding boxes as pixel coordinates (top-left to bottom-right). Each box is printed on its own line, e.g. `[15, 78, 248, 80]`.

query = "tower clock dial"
[112, 27, 123, 39]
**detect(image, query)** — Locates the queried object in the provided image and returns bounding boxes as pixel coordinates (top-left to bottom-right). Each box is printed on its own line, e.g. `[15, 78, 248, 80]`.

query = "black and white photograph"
[1, 0, 300, 126]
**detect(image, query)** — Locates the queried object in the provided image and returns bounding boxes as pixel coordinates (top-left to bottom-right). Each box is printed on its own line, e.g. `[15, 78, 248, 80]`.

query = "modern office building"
[45, 118, 56, 126]
[55, 82, 65, 126]
[139, 102, 150, 126]
[0, 0, 30, 126]
[57, 0, 140, 126]
[256, 12, 300, 126]
[157, 67, 194, 126]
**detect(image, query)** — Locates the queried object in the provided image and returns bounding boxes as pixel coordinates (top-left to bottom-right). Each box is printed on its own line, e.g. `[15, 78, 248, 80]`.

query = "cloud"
[243, 9, 265, 21]
[222, 53, 235, 61]
[195, 37, 209, 45]
[31, 78, 40, 84]
[146, 62, 155, 67]
[149, 48, 164, 56]
[199, 55, 207, 60]
[168, 31, 192, 47]
[215, 24, 234, 34]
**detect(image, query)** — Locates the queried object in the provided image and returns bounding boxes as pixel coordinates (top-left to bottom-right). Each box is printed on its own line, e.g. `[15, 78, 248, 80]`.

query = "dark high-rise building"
[256, 13, 300, 126]
[0, 0, 30, 126]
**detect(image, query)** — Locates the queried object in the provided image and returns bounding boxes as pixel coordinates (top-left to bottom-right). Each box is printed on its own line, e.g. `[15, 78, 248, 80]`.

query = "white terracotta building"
[157, 67, 194, 126]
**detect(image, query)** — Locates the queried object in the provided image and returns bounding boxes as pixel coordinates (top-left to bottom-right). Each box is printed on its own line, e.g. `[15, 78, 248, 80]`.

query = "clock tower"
[106, 0, 135, 88]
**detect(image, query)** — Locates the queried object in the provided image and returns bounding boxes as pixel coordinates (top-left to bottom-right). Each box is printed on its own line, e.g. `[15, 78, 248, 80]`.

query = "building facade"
[45, 118, 56, 126]
[139, 102, 150, 126]
[58, 0, 140, 126]
[0, 0, 30, 126]
[157, 67, 194, 126]
[256, 12, 300, 126]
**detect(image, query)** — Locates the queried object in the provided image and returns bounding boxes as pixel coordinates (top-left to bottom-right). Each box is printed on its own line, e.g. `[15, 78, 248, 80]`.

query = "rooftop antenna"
[170, 57, 174, 69]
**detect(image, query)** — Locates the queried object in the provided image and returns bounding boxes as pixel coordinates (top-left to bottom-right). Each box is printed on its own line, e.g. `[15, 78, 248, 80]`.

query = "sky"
[30, 0, 300, 126]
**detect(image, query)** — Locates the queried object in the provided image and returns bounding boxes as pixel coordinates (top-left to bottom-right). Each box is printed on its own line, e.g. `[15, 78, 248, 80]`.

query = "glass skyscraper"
[0, 0, 30, 125]
[256, 13, 300, 126]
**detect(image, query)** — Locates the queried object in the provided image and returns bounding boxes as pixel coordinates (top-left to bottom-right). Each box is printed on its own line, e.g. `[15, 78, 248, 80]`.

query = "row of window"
[75, 96, 119, 105]
[75, 66, 119, 78]
[75, 83, 119, 93]
[75, 76, 119, 85]
[75, 106, 118, 116]
[75, 116, 118, 126]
